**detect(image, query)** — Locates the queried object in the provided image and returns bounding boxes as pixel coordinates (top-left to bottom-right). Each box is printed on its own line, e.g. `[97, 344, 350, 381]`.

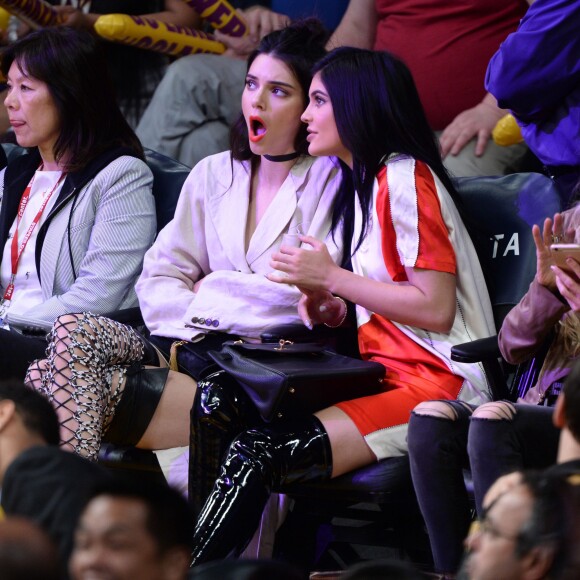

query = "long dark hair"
[313, 47, 463, 252]
[229, 18, 329, 163]
[1, 26, 144, 171]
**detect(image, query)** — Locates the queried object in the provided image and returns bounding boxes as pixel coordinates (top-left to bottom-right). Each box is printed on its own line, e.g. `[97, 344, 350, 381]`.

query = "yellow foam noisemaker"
[492, 113, 524, 146]
[94, 13, 226, 57]
[0, 7, 10, 30]
[0, 0, 62, 27]
[183, 0, 247, 36]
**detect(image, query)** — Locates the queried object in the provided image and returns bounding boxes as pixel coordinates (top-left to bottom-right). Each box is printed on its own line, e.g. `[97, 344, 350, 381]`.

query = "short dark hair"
[313, 47, 463, 254]
[85, 479, 195, 553]
[515, 471, 580, 577]
[1, 26, 144, 171]
[0, 381, 59, 445]
[563, 359, 580, 442]
[230, 18, 329, 162]
[0, 517, 60, 580]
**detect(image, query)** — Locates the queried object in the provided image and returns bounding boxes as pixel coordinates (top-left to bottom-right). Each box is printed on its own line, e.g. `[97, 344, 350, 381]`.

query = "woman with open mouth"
[183, 47, 496, 566]
[24, 17, 342, 479]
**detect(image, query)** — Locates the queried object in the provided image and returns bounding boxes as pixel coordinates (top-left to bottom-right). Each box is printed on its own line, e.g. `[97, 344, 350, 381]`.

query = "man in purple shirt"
[486, 0, 580, 205]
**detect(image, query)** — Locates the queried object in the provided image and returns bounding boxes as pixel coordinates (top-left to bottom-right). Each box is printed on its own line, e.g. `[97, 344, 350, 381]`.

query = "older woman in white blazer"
[25, 20, 343, 462]
[0, 27, 155, 380]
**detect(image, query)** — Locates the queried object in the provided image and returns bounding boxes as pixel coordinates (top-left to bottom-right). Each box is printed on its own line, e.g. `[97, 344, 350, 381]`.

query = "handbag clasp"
[275, 339, 294, 351]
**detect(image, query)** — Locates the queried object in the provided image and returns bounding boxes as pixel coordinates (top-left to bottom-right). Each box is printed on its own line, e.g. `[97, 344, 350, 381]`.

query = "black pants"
[0, 327, 47, 381]
[408, 401, 559, 574]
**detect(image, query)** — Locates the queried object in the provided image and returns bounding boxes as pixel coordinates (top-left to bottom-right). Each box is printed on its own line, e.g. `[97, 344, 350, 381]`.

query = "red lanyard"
[2, 170, 65, 303]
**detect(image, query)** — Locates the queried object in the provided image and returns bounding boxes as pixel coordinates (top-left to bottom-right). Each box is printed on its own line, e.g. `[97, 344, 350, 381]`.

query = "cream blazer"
[136, 153, 342, 341]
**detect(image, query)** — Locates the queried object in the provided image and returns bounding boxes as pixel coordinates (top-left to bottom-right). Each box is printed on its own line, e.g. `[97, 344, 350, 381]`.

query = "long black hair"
[1, 26, 144, 171]
[229, 18, 329, 163]
[313, 47, 463, 253]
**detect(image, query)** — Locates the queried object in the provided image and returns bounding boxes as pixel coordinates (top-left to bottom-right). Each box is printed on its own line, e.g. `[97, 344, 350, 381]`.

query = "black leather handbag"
[207, 340, 385, 422]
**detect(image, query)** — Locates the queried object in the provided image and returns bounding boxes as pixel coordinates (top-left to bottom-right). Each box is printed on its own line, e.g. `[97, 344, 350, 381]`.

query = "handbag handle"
[221, 340, 327, 355]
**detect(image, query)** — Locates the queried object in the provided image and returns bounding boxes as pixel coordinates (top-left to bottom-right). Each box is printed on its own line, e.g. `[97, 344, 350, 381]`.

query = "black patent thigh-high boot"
[190, 415, 333, 567]
[188, 370, 260, 517]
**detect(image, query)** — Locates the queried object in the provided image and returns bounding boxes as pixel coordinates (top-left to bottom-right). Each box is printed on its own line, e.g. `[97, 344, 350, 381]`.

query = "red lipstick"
[249, 115, 267, 143]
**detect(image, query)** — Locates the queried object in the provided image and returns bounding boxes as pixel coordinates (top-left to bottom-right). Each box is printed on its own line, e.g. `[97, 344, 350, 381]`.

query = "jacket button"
[198, 318, 205, 325]
[205, 318, 212, 326]
[212, 320, 219, 328]
[191, 317, 199, 324]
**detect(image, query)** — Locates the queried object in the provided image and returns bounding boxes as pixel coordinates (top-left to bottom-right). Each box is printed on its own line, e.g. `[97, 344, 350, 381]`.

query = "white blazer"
[137, 153, 343, 341]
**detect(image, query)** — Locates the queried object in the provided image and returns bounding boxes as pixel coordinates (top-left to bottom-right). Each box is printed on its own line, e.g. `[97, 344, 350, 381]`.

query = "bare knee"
[471, 401, 516, 421]
[53, 312, 83, 329]
[412, 400, 472, 421]
[27, 358, 48, 374]
[51, 313, 87, 342]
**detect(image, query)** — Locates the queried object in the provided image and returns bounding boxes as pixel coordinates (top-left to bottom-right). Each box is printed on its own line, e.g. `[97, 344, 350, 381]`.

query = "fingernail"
[305, 319, 313, 330]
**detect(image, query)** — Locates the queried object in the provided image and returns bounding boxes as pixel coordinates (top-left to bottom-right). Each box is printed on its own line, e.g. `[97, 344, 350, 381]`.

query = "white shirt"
[0, 170, 64, 327]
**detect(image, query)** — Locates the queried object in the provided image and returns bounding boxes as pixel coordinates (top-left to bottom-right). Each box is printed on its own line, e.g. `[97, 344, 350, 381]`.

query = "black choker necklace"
[263, 152, 300, 162]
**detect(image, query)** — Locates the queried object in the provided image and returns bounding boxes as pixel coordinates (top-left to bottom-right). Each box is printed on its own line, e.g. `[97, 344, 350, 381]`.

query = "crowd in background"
[0, 1, 579, 579]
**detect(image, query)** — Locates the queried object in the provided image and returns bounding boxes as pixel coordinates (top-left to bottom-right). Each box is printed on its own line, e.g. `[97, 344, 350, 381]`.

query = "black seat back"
[1, 144, 191, 234]
[455, 172, 563, 330]
[144, 148, 191, 232]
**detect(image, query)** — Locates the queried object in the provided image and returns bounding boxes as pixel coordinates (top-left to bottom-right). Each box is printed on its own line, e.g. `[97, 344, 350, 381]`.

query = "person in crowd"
[139, 0, 529, 174]
[69, 479, 193, 580]
[458, 357, 580, 579]
[4, 1, 201, 129]
[485, 0, 580, 206]
[551, 358, 580, 475]
[182, 46, 494, 565]
[483, 354, 580, 509]
[0, 517, 60, 580]
[461, 471, 580, 580]
[136, 1, 349, 166]
[408, 200, 580, 576]
[328, 0, 530, 177]
[24, 20, 342, 462]
[0, 27, 156, 380]
[0, 381, 111, 574]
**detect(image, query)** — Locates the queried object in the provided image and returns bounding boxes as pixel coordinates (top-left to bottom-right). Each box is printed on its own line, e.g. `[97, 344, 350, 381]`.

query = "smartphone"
[551, 243, 580, 272]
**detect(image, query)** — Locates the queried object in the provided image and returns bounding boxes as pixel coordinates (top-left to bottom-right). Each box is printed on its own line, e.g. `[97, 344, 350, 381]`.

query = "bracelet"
[324, 296, 348, 328]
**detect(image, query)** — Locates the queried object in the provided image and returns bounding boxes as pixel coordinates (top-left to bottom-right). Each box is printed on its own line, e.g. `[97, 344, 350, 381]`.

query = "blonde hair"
[559, 313, 580, 359]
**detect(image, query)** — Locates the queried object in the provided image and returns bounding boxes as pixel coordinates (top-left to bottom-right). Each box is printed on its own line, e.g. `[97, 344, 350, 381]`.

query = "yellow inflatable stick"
[0, 0, 62, 28]
[492, 113, 524, 146]
[183, 0, 247, 37]
[94, 14, 226, 57]
[0, 7, 10, 30]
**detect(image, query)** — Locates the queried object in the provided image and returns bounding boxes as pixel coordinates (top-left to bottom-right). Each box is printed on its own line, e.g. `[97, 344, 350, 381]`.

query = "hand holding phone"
[550, 243, 580, 273]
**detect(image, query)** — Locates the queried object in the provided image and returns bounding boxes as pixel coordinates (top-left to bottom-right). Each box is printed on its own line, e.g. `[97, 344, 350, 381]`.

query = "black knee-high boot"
[188, 370, 260, 517]
[190, 415, 333, 567]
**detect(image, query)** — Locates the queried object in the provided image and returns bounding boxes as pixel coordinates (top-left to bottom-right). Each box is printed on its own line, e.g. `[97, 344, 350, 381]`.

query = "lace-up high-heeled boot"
[188, 370, 260, 517]
[190, 415, 332, 567]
